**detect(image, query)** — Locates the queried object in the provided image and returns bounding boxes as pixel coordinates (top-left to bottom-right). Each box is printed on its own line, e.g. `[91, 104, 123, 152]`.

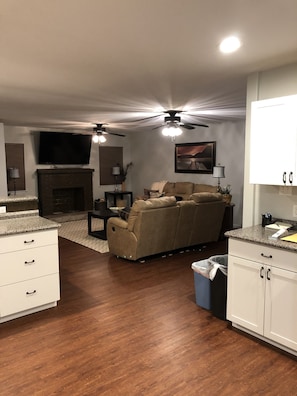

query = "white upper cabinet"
[250, 94, 297, 185]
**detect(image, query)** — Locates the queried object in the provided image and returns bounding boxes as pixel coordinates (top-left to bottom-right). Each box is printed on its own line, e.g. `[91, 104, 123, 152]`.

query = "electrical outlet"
[293, 205, 297, 218]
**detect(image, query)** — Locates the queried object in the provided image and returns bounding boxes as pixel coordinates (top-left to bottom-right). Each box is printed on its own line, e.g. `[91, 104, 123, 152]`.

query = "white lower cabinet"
[0, 229, 60, 323]
[227, 239, 297, 355]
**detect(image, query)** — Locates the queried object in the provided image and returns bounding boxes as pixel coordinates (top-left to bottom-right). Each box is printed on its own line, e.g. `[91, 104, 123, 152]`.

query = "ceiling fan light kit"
[162, 124, 182, 137]
[92, 133, 106, 143]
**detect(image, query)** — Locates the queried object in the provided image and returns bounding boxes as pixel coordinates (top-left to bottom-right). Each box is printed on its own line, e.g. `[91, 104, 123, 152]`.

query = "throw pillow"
[143, 188, 162, 198]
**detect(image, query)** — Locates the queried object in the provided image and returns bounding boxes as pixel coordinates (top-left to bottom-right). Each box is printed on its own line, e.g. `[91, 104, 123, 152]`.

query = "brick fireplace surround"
[37, 168, 94, 216]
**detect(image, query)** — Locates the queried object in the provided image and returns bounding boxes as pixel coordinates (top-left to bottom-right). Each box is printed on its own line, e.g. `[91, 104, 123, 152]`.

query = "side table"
[88, 210, 118, 240]
[104, 191, 133, 208]
[220, 203, 235, 239]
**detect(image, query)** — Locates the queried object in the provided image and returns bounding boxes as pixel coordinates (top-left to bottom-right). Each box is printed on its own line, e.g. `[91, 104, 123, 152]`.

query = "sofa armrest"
[107, 217, 138, 260]
[107, 217, 128, 229]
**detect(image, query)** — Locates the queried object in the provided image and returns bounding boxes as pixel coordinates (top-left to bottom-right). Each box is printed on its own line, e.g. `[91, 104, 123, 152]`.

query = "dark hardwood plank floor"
[1, 238, 297, 396]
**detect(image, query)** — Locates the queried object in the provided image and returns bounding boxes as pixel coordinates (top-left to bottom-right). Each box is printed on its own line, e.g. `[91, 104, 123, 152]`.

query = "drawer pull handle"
[24, 239, 35, 244]
[261, 253, 272, 259]
[24, 260, 35, 265]
[267, 268, 271, 281]
[283, 172, 287, 184]
[260, 266, 264, 278]
[26, 290, 37, 295]
[289, 171, 293, 184]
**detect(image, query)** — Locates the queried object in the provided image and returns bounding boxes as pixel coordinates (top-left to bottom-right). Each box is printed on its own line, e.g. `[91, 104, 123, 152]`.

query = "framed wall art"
[175, 141, 216, 174]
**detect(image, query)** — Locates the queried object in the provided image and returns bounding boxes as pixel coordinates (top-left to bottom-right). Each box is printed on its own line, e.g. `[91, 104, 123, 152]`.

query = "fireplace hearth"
[37, 168, 94, 216]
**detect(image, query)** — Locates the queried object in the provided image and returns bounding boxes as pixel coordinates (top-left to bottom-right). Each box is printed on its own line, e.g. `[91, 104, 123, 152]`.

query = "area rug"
[58, 219, 109, 253]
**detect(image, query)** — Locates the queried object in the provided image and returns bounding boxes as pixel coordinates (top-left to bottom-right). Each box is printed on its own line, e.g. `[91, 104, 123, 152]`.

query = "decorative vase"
[222, 194, 232, 205]
[121, 181, 126, 192]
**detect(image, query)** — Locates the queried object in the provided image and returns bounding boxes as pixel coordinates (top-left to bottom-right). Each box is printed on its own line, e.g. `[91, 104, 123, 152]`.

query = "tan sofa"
[143, 181, 217, 200]
[107, 193, 225, 261]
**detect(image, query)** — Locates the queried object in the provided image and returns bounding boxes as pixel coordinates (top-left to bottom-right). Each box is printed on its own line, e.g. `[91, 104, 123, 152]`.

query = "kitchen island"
[225, 225, 297, 356]
[0, 210, 60, 323]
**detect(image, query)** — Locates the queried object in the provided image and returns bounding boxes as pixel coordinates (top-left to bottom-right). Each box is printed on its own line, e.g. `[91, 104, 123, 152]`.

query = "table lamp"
[112, 165, 121, 192]
[213, 164, 225, 192]
[9, 167, 20, 195]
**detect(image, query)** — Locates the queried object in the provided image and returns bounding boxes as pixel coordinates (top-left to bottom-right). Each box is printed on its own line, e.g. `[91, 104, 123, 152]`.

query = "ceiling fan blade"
[131, 114, 163, 122]
[188, 123, 209, 128]
[107, 131, 126, 137]
[180, 124, 195, 130]
[152, 125, 162, 130]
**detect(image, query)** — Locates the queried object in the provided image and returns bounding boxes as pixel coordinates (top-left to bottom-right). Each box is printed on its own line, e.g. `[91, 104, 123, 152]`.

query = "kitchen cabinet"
[0, 228, 60, 323]
[227, 238, 297, 355]
[250, 94, 297, 185]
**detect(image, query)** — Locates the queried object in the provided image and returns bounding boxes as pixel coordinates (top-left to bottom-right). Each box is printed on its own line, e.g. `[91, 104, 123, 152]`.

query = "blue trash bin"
[191, 259, 211, 310]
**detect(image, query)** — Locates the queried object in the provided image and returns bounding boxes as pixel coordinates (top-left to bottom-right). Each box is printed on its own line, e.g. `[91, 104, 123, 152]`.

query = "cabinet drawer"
[0, 274, 60, 317]
[0, 246, 59, 285]
[0, 229, 58, 254]
[229, 239, 297, 271]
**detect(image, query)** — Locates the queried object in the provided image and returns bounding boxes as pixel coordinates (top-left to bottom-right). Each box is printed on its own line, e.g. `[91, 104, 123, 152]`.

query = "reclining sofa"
[107, 193, 225, 261]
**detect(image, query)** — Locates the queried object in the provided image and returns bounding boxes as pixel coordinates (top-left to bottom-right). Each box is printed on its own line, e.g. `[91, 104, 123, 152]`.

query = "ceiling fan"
[92, 123, 125, 143]
[134, 110, 209, 130]
[93, 123, 126, 137]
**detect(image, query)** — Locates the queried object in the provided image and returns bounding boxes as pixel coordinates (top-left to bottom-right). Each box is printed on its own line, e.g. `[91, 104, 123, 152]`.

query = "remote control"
[271, 228, 287, 239]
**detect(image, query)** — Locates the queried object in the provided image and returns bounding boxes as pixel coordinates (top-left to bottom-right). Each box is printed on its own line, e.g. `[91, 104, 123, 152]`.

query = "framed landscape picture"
[175, 141, 216, 174]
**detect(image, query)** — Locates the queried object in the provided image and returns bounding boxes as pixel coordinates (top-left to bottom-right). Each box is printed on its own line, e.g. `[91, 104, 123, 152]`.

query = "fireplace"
[37, 168, 94, 216]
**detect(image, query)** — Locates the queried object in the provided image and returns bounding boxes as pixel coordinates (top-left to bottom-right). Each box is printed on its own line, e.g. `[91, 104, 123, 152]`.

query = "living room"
[1, 1, 297, 394]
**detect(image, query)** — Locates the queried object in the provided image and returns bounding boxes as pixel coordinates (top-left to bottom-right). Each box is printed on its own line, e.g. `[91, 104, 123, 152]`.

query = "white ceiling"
[1, 0, 297, 134]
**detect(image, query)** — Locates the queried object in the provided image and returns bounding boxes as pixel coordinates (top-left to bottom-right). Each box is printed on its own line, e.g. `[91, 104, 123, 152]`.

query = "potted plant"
[120, 162, 133, 191]
[220, 184, 232, 204]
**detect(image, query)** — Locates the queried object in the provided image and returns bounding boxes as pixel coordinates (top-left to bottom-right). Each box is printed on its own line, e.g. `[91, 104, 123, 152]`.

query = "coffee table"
[88, 209, 119, 240]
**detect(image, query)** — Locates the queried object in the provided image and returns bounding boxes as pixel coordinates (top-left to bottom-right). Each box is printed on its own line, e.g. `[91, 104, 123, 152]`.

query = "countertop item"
[0, 210, 60, 236]
[225, 224, 297, 252]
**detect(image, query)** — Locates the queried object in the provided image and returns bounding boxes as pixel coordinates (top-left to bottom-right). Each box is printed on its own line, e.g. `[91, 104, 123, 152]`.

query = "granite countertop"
[0, 195, 38, 203]
[225, 224, 297, 253]
[0, 210, 60, 236]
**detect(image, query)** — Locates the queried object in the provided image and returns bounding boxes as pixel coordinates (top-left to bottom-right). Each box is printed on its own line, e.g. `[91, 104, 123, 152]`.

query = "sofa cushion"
[174, 182, 194, 195]
[134, 196, 176, 211]
[190, 192, 223, 203]
[163, 182, 176, 195]
[193, 184, 217, 193]
[127, 196, 177, 231]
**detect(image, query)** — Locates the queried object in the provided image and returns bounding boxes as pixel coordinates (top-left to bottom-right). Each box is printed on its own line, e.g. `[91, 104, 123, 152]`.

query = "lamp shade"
[213, 165, 225, 178]
[9, 168, 20, 179]
[112, 166, 121, 176]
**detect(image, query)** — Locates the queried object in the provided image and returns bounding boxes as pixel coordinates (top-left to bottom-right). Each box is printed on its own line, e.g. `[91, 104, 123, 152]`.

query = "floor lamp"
[9, 167, 20, 195]
[212, 165, 225, 192]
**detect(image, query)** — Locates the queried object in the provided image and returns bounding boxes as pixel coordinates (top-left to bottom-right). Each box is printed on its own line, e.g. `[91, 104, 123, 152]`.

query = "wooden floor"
[1, 238, 297, 396]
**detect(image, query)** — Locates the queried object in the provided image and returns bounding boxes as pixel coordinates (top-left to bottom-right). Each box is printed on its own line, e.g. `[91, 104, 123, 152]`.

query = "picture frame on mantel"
[175, 141, 216, 174]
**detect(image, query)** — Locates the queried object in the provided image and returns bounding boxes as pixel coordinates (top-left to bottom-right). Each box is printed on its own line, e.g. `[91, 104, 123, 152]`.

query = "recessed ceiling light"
[219, 36, 241, 54]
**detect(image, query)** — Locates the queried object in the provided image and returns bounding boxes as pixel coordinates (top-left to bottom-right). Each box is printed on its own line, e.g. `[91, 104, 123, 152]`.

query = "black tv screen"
[38, 132, 92, 165]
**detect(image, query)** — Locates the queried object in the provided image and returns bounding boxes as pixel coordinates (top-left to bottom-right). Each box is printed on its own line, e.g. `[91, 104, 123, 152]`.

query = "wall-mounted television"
[38, 131, 92, 165]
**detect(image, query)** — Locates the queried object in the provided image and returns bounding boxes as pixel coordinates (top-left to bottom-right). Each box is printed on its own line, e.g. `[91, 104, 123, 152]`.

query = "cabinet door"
[250, 95, 297, 185]
[227, 255, 265, 334]
[264, 266, 297, 351]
